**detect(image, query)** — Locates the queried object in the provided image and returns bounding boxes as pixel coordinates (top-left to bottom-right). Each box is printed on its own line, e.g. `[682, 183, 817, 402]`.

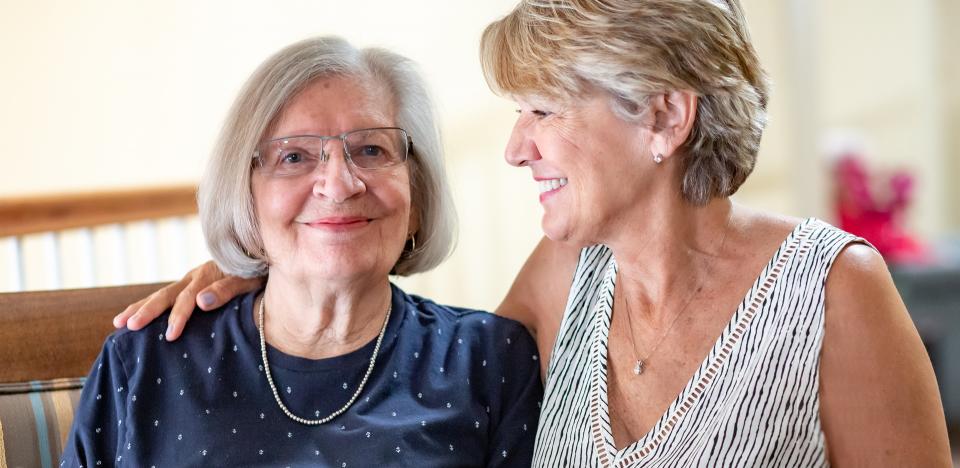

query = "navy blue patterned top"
[61, 285, 542, 467]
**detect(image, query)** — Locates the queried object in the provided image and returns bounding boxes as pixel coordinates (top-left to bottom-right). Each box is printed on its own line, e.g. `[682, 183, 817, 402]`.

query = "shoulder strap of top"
[803, 218, 874, 273]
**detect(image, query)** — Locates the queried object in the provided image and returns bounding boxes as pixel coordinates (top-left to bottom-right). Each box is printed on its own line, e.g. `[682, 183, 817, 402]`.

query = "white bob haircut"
[198, 36, 457, 277]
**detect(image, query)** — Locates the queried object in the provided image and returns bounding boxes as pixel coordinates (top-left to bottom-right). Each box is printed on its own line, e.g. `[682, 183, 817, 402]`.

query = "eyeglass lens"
[256, 128, 408, 176]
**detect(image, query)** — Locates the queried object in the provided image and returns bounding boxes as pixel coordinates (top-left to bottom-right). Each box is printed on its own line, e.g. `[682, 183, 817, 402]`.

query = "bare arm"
[819, 244, 951, 466]
[496, 236, 580, 375]
[112, 261, 263, 341]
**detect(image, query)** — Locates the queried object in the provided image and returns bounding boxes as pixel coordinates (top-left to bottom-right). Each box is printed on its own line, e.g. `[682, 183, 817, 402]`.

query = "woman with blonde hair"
[119, 0, 951, 465]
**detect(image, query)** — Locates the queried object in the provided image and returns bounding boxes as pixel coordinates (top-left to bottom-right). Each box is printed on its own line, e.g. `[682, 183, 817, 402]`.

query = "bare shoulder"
[496, 236, 580, 361]
[736, 207, 802, 234]
[824, 242, 913, 324]
[819, 243, 951, 466]
[726, 205, 803, 253]
[827, 242, 888, 290]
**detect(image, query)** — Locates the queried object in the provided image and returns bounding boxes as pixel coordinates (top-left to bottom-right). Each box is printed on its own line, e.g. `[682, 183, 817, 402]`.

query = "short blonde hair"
[480, 0, 770, 205]
[199, 36, 456, 277]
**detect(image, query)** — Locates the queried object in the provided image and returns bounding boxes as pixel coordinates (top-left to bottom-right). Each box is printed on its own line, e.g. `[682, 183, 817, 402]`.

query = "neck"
[259, 272, 392, 359]
[607, 196, 735, 326]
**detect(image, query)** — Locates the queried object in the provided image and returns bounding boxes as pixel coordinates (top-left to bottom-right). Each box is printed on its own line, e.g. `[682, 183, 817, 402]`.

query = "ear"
[646, 90, 697, 162]
[407, 204, 421, 238]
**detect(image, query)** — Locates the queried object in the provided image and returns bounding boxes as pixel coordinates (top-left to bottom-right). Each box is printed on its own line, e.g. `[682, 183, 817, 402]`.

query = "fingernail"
[165, 322, 174, 340]
[199, 292, 216, 308]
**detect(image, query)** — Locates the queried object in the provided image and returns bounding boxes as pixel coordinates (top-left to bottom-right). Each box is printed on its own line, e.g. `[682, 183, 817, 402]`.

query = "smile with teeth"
[538, 178, 568, 194]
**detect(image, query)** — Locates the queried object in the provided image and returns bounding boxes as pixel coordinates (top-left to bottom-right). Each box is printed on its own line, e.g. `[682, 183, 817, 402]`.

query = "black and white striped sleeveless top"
[532, 219, 864, 467]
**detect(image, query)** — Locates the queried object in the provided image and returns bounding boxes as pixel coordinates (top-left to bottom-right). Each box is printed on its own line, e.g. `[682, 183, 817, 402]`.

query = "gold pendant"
[633, 360, 644, 375]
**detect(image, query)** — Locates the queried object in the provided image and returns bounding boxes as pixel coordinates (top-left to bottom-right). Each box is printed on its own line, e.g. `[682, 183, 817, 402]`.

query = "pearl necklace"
[257, 295, 391, 425]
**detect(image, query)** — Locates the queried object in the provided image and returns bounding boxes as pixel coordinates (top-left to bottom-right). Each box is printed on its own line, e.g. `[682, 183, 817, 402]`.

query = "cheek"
[385, 167, 412, 207]
[385, 177, 413, 231]
[251, 180, 299, 234]
[548, 120, 581, 149]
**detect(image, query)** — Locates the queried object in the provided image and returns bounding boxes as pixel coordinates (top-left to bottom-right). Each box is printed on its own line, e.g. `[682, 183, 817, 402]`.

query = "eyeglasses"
[253, 127, 412, 177]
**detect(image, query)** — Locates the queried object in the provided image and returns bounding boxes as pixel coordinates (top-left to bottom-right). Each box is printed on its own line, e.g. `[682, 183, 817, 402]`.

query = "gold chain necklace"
[257, 295, 391, 424]
[622, 279, 702, 376]
[622, 217, 731, 376]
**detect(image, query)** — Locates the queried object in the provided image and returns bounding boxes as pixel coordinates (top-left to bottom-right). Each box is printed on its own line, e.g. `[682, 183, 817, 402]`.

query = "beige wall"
[0, 0, 520, 196]
[938, 0, 960, 230]
[813, 0, 951, 237]
[1, 1, 956, 307]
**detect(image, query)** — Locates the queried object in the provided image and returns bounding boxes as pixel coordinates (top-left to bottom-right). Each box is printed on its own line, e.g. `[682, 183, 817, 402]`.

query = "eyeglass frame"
[251, 126, 414, 174]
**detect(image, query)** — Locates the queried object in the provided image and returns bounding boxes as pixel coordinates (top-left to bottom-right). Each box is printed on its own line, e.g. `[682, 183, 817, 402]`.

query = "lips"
[535, 177, 567, 203]
[302, 216, 371, 230]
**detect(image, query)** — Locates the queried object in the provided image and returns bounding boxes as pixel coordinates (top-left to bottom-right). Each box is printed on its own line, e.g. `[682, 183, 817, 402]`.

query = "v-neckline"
[586, 219, 816, 467]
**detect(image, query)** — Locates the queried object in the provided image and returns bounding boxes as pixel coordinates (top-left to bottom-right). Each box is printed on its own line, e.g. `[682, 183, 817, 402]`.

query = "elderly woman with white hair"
[61, 36, 541, 467]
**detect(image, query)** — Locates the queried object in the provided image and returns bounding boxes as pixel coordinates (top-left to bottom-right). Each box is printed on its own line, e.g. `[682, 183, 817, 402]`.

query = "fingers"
[165, 282, 200, 341]
[197, 276, 265, 311]
[124, 277, 190, 332]
[113, 297, 149, 328]
[162, 261, 227, 340]
[118, 261, 215, 339]
[112, 260, 264, 342]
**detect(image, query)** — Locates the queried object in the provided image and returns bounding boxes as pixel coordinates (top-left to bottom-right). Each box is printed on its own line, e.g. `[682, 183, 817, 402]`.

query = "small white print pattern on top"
[533, 218, 865, 467]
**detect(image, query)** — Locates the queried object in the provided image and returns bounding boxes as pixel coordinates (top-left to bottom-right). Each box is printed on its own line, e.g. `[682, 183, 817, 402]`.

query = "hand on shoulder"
[113, 261, 264, 341]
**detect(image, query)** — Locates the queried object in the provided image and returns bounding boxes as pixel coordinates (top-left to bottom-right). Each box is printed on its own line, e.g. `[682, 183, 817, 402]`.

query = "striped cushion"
[0, 378, 84, 468]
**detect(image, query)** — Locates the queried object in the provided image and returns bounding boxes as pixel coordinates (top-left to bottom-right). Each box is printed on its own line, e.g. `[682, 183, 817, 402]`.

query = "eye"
[280, 151, 304, 164]
[356, 145, 386, 158]
[517, 108, 552, 119]
[274, 147, 320, 171]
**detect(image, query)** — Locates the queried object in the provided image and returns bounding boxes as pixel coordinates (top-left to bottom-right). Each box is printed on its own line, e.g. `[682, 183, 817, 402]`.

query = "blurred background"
[0, 0, 957, 451]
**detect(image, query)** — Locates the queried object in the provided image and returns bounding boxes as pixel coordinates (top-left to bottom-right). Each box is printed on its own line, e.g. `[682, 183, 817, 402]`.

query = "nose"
[504, 115, 541, 167]
[312, 144, 366, 203]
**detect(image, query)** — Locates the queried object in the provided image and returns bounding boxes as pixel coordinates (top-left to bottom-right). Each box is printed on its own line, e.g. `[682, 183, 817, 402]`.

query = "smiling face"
[506, 90, 664, 246]
[251, 75, 413, 283]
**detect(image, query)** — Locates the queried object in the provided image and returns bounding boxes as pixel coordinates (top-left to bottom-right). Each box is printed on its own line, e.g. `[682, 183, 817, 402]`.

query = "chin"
[270, 246, 363, 279]
[301, 262, 376, 283]
[541, 215, 573, 243]
[542, 211, 597, 248]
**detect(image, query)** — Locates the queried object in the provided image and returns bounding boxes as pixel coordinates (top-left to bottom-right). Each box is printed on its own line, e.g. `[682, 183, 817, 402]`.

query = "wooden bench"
[0, 282, 169, 466]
